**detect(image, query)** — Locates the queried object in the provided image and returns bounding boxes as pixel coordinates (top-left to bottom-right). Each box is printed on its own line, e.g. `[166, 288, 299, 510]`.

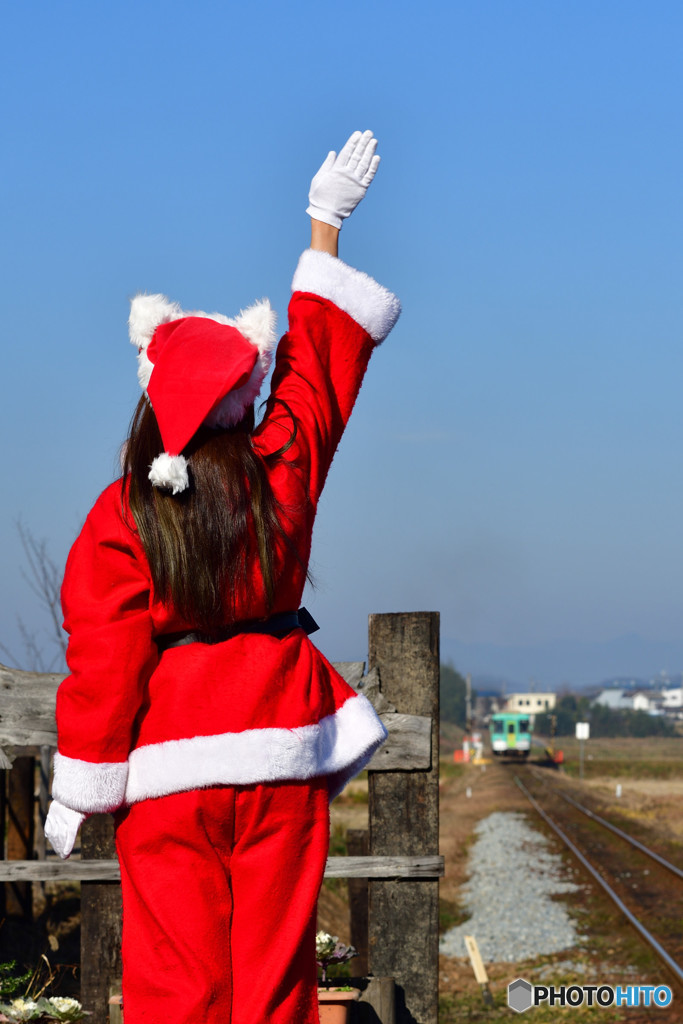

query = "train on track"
[489, 711, 531, 758]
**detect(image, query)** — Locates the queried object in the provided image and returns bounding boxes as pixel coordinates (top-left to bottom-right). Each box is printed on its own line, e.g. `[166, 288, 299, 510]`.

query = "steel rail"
[527, 767, 683, 882]
[514, 774, 683, 988]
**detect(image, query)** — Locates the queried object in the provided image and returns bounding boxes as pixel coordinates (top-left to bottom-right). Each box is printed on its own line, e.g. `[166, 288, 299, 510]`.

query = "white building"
[594, 688, 669, 716]
[593, 689, 632, 711]
[661, 687, 683, 709]
[506, 692, 556, 714]
[632, 691, 662, 714]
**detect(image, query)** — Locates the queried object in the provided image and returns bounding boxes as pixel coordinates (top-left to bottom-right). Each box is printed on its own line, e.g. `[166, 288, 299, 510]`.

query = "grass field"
[536, 734, 683, 779]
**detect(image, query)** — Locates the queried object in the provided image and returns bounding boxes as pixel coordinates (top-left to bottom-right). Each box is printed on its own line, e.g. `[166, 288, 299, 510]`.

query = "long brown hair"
[121, 395, 288, 631]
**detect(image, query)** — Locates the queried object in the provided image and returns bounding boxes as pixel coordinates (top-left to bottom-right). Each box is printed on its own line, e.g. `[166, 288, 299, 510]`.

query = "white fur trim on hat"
[204, 299, 278, 429]
[148, 453, 189, 494]
[292, 249, 401, 344]
[129, 293, 184, 389]
[234, 298, 279, 357]
[52, 752, 128, 814]
[128, 294, 278, 425]
[124, 693, 387, 805]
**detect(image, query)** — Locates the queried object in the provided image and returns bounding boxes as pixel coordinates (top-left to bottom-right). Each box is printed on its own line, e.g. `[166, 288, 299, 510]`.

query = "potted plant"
[315, 932, 360, 1024]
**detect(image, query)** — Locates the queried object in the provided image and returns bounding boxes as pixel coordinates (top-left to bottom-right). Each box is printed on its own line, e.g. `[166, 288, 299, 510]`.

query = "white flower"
[39, 996, 86, 1022]
[47, 999, 81, 1014]
[6, 1000, 40, 1021]
[315, 932, 338, 958]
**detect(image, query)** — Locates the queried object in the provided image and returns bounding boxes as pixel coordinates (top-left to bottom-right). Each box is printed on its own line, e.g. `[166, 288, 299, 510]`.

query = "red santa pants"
[114, 778, 330, 1024]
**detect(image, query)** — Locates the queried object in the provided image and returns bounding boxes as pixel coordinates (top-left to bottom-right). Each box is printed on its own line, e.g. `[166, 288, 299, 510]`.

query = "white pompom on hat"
[129, 294, 277, 493]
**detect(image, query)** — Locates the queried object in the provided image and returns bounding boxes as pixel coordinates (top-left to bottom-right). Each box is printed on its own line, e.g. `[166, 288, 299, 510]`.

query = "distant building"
[632, 691, 663, 714]
[593, 689, 633, 711]
[505, 692, 556, 714]
[594, 688, 670, 716]
[662, 686, 683, 709]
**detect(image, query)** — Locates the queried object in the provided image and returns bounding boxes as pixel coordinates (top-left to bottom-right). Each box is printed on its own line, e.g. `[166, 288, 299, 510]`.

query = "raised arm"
[307, 128, 381, 257]
[255, 131, 400, 501]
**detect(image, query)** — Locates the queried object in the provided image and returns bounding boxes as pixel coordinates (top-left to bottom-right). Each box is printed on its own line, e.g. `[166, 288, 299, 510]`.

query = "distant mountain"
[442, 633, 683, 690]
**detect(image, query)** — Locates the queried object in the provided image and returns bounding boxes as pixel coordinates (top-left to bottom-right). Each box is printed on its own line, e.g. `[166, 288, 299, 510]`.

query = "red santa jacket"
[52, 249, 401, 815]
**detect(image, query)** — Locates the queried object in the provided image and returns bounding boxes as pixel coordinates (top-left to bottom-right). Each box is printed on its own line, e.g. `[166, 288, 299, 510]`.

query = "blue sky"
[2, 1, 683, 685]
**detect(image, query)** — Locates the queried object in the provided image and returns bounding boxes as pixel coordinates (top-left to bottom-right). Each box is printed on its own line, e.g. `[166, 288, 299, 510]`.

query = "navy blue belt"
[155, 607, 319, 654]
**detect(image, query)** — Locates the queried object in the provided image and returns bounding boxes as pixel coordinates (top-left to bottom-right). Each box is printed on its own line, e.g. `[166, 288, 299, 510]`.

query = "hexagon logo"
[508, 978, 533, 1013]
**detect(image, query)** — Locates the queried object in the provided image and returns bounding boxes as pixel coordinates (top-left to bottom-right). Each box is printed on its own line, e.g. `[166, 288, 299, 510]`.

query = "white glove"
[45, 800, 86, 859]
[306, 130, 381, 229]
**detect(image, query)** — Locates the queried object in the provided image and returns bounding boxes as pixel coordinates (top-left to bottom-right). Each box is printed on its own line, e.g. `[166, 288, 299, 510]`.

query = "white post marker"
[576, 721, 590, 780]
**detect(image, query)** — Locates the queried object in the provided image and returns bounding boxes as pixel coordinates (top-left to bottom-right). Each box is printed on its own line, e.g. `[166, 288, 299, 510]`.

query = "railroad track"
[527, 766, 683, 882]
[513, 769, 683, 991]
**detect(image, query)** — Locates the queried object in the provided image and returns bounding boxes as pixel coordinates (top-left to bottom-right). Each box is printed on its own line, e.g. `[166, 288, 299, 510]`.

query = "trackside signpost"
[575, 721, 590, 780]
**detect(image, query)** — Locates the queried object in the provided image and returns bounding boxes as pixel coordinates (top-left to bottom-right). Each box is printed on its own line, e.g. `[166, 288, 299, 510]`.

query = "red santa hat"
[129, 293, 277, 493]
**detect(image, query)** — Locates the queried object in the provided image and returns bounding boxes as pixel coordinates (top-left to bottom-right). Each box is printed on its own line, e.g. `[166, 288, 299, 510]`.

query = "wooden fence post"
[80, 815, 123, 1024]
[351, 977, 396, 1023]
[367, 612, 440, 1024]
[7, 757, 35, 918]
[36, 745, 51, 862]
[347, 829, 369, 977]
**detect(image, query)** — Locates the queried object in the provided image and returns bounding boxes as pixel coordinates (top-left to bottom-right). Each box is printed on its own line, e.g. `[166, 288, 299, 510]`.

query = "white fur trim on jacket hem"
[124, 693, 387, 805]
[52, 753, 128, 814]
[292, 250, 401, 344]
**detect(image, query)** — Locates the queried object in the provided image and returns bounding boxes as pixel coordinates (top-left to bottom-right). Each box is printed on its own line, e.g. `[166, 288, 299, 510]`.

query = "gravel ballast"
[440, 810, 583, 963]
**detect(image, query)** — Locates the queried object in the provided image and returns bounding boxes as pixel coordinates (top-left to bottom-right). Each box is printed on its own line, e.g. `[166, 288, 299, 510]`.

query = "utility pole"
[466, 673, 472, 732]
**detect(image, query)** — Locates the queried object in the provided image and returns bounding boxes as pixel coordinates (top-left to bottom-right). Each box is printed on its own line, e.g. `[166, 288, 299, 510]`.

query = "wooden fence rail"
[1, 611, 442, 1024]
[0, 855, 444, 884]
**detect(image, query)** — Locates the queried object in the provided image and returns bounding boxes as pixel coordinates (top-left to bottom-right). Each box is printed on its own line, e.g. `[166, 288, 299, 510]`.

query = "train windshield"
[492, 721, 504, 734]
[519, 719, 530, 733]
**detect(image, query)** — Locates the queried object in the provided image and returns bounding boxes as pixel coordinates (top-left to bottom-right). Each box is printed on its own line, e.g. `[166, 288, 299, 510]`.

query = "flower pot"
[317, 987, 360, 1024]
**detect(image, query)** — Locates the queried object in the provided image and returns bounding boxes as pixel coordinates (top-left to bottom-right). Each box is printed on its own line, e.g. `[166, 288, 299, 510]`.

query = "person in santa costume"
[45, 130, 400, 1024]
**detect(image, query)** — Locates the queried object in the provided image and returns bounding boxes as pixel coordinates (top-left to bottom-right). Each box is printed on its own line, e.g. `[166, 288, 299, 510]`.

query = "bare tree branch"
[0, 638, 21, 666]
[3, 521, 68, 672]
[18, 616, 51, 673]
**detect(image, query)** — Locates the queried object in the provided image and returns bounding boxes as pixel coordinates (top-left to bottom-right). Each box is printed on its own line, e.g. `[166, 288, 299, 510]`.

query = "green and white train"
[489, 712, 531, 758]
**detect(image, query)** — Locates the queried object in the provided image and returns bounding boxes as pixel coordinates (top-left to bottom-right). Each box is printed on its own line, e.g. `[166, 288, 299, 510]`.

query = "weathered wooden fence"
[0, 611, 442, 1024]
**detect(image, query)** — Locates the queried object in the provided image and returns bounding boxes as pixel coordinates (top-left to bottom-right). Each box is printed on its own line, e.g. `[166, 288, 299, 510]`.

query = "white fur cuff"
[52, 753, 129, 814]
[292, 250, 401, 343]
